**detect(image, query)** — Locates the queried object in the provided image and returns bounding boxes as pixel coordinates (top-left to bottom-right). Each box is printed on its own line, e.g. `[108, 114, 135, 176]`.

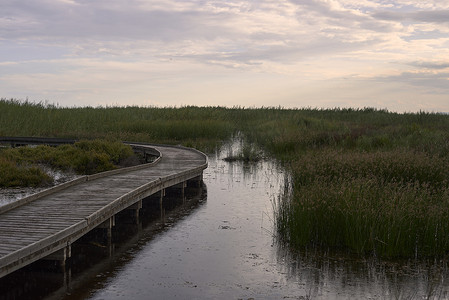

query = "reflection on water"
[1, 143, 449, 299]
[277, 245, 449, 299]
[0, 186, 207, 300]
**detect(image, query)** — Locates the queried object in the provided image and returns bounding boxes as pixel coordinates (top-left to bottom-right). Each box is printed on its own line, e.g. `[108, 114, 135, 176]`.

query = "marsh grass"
[275, 150, 449, 258]
[0, 99, 236, 152]
[3, 99, 449, 258]
[277, 177, 449, 258]
[237, 108, 449, 258]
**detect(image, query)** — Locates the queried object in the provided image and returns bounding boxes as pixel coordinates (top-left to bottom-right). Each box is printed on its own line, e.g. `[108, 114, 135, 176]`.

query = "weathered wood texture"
[0, 143, 207, 278]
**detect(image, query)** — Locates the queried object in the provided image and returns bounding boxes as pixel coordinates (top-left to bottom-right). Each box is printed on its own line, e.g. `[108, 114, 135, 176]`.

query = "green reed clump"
[224, 140, 263, 162]
[278, 178, 449, 257]
[276, 149, 449, 258]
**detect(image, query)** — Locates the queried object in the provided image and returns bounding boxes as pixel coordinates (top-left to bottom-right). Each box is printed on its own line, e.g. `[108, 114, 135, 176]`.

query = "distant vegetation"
[0, 99, 235, 152]
[2, 98, 449, 258]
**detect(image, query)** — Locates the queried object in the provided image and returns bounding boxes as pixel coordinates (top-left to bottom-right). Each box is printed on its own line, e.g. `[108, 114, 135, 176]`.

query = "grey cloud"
[411, 10, 449, 23]
[408, 61, 449, 70]
[3, 0, 446, 74]
[0, 0, 235, 42]
[403, 29, 446, 41]
[371, 11, 404, 21]
[1, 0, 387, 67]
[372, 10, 449, 24]
[288, 0, 397, 33]
[376, 71, 449, 93]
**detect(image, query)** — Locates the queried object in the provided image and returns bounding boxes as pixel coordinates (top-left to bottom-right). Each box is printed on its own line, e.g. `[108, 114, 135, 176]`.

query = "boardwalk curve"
[0, 141, 207, 278]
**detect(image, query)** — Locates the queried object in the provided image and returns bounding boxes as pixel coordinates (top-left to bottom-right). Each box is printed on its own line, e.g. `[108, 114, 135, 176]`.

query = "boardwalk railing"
[0, 139, 207, 278]
[0, 136, 76, 147]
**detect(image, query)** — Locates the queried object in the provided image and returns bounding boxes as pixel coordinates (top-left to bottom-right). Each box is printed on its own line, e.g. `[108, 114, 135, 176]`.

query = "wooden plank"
[0, 236, 43, 243]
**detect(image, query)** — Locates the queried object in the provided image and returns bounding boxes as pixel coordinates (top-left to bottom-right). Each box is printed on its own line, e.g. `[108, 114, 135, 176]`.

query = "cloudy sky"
[1, 0, 449, 112]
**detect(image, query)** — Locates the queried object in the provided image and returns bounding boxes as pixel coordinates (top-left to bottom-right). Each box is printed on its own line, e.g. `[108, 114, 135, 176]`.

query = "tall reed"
[0, 99, 236, 151]
[276, 149, 449, 257]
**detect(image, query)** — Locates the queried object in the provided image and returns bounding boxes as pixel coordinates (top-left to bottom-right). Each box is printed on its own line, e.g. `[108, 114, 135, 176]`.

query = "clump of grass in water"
[276, 149, 449, 258]
[224, 140, 263, 162]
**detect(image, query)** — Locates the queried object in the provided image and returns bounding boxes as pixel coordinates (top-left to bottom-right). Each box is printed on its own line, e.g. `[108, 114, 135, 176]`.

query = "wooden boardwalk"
[0, 143, 207, 278]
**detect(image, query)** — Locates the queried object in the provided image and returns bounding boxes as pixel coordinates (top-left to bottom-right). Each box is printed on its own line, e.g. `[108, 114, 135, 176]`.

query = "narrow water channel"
[2, 145, 449, 299]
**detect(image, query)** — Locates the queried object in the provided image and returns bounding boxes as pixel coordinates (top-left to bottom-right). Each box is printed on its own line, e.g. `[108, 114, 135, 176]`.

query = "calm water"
[2, 146, 449, 299]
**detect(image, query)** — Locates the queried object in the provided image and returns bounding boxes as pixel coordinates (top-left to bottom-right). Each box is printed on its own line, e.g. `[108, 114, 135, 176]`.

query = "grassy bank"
[0, 139, 134, 187]
[2, 99, 449, 258]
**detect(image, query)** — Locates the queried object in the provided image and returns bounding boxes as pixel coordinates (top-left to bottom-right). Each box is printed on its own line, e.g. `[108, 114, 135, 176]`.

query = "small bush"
[0, 157, 53, 187]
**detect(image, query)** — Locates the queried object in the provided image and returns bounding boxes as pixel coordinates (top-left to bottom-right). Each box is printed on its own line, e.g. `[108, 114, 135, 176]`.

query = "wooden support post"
[64, 267, 72, 292]
[128, 200, 142, 224]
[181, 181, 186, 199]
[160, 189, 165, 223]
[106, 237, 115, 258]
[99, 216, 115, 240]
[44, 244, 71, 271]
[159, 189, 165, 204]
[198, 174, 203, 186]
